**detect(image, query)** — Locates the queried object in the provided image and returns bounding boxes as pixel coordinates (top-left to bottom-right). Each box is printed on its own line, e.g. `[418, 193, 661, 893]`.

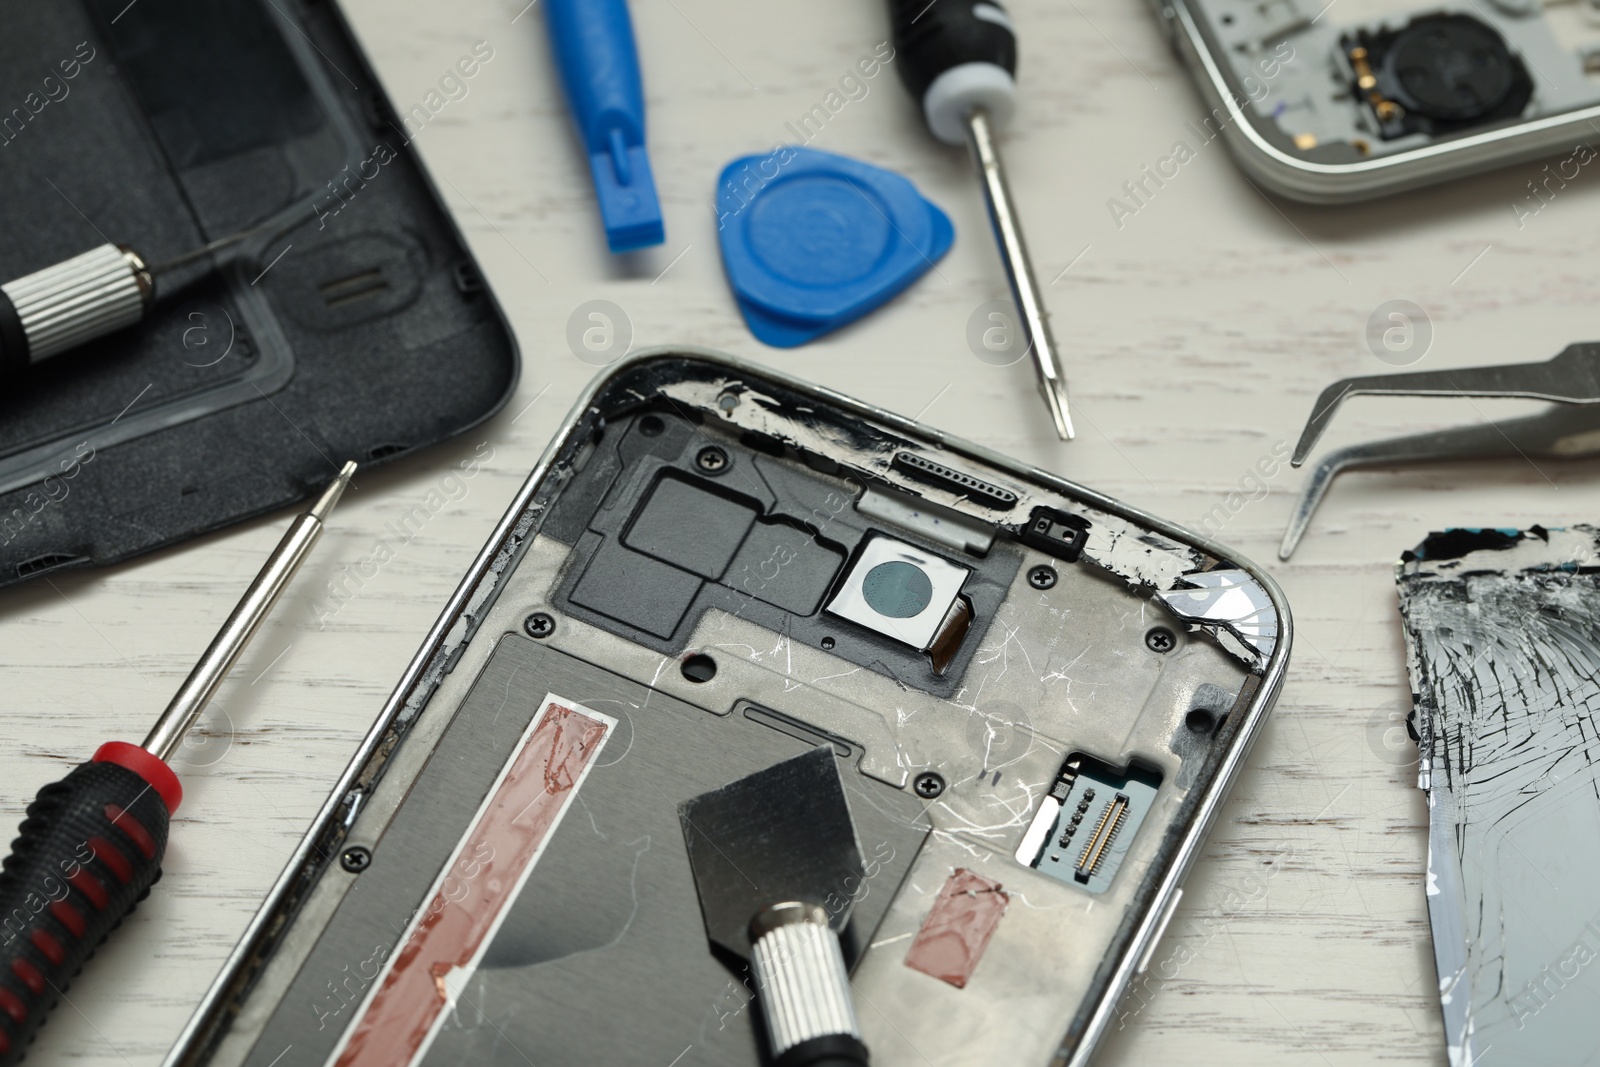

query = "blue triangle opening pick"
[715, 148, 954, 348]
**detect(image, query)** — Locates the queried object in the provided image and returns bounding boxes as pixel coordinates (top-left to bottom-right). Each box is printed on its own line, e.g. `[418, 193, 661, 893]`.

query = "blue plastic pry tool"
[715, 148, 954, 347]
[545, 0, 664, 253]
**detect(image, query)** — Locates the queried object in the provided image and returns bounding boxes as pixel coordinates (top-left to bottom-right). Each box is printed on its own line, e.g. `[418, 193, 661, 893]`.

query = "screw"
[524, 612, 556, 639]
[696, 446, 729, 473]
[1146, 627, 1176, 653]
[913, 771, 945, 799]
[341, 846, 372, 873]
[1028, 565, 1057, 590]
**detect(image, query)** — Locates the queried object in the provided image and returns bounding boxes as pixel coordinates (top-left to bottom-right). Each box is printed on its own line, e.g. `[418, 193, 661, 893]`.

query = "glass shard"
[1396, 525, 1600, 1067]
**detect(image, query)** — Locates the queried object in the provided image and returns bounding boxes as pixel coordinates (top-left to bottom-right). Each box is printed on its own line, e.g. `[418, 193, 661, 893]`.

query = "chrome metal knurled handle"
[749, 902, 862, 1058]
[1, 243, 151, 364]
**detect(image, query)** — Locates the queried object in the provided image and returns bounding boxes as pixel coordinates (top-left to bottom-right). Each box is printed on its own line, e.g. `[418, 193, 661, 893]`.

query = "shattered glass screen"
[1397, 525, 1600, 1067]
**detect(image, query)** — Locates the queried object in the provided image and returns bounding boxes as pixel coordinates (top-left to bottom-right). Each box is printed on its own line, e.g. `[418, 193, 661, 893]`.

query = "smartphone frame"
[163, 347, 1293, 1067]
[1150, 0, 1600, 202]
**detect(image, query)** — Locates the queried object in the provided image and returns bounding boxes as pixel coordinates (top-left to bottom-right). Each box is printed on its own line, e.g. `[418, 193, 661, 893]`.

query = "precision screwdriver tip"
[1043, 380, 1075, 442]
[308, 461, 358, 523]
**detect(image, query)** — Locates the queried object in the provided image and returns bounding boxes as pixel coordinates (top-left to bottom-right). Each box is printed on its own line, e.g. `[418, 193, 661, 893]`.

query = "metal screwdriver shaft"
[888, 0, 1076, 440]
[0, 463, 353, 1065]
[143, 461, 356, 760]
[967, 107, 1073, 439]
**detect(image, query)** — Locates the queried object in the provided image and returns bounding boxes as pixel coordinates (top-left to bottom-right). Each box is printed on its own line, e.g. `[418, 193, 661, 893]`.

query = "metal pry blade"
[679, 745, 865, 959]
[679, 746, 872, 1067]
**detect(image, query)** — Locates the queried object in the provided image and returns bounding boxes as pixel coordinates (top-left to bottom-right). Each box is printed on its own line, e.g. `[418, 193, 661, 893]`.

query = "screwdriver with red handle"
[0, 461, 354, 1064]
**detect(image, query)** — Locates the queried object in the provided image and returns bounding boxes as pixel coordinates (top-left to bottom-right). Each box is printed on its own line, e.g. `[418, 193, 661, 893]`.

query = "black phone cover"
[0, 0, 518, 588]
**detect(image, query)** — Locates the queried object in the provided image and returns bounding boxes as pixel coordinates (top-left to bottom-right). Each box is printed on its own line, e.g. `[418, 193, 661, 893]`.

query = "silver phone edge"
[1152, 0, 1600, 204]
[162, 345, 1295, 1067]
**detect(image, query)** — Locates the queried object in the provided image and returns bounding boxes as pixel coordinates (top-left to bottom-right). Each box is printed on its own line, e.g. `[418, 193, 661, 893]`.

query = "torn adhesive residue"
[329, 695, 613, 1067]
[904, 868, 1010, 989]
[657, 376, 1210, 592]
[1396, 525, 1600, 1067]
[1080, 519, 1201, 592]
[1157, 568, 1278, 664]
[657, 372, 1278, 669]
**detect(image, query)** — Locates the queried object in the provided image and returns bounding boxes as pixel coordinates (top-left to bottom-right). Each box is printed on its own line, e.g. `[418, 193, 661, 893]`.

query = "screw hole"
[821, 636, 836, 650]
[681, 653, 718, 683]
[639, 415, 664, 437]
[1185, 708, 1217, 734]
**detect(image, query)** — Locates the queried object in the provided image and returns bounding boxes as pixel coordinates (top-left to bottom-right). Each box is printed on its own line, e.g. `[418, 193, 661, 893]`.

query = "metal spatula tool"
[1281, 341, 1600, 559]
[679, 746, 871, 1067]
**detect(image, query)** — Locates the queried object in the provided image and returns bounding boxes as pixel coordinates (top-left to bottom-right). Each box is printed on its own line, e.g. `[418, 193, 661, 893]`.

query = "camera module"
[827, 535, 969, 651]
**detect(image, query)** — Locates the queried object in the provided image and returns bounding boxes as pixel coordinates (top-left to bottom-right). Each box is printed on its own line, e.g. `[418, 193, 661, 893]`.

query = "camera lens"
[826, 535, 969, 651]
[862, 561, 933, 618]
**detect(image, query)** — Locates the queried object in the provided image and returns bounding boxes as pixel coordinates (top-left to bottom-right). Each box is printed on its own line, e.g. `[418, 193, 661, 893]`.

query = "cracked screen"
[1397, 525, 1600, 1067]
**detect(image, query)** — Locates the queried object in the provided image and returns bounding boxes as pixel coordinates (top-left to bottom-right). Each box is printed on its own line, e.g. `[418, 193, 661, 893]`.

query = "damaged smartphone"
[163, 350, 1291, 1067]
[1150, 0, 1600, 201]
[1398, 525, 1600, 1067]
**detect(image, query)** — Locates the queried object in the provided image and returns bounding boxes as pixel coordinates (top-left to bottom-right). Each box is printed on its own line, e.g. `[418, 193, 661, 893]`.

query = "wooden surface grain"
[11, 0, 1599, 1063]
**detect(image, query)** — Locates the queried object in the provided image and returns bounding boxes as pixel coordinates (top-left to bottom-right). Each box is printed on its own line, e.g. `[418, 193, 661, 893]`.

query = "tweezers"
[1280, 342, 1600, 559]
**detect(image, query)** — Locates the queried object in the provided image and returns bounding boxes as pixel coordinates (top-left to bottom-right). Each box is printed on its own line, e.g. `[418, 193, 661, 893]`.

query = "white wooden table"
[13, 0, 1597, 1063]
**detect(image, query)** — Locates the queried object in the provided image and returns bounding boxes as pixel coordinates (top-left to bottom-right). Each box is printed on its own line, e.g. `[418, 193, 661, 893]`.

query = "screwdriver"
[0, 461, 354, 1065]
[0, 228, 264, 386]
[886, 0, 1076, 441]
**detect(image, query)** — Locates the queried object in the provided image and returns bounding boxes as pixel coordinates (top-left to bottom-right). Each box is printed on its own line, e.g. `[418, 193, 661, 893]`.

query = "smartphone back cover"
[0, 0, 517, 588]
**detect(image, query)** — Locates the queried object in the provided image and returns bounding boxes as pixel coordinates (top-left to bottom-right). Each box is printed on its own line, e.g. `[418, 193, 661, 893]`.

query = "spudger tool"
[680, 746, 871, 1067]
[715, 147, 954, 347]
[887, 0, 1075, 440]
[544, 0, 665, 253]
[0, 462, 354, 1064]
[1280, 342, 1600, 558]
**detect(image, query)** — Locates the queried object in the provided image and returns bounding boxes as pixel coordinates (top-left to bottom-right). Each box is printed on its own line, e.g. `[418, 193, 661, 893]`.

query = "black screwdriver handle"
[0, 744, 179, 1065]
[776, 1034, 870, 1067]
[888, 0, 1019, 144]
